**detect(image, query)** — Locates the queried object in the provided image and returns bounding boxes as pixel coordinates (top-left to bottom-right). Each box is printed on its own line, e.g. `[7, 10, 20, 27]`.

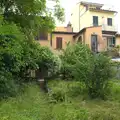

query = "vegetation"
[61, 43, 113, 99]
[0, 0, 119, 119]
[1, 80, 120, 120]
[0, 0, 64, 99]
[0, 21, 60, 99]
[0, 0, 64, 38]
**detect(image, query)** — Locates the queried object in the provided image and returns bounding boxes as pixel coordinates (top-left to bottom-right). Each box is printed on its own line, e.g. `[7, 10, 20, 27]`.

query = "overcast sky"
[58, 0, 120, 32]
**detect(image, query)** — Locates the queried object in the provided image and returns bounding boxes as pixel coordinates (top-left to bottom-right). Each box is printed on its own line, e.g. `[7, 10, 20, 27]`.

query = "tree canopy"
[0, 0, 64, 38]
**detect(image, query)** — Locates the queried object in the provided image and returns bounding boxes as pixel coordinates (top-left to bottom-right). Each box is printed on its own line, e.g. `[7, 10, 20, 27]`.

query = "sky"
[58, 0, 120, 32]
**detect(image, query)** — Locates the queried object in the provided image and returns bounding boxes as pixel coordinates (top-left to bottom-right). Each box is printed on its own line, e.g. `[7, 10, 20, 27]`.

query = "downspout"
[79, 3, 80, 31]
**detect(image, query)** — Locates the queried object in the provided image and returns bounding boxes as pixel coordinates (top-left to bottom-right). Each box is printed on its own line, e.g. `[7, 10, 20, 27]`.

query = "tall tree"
[0, 0, 64, 39]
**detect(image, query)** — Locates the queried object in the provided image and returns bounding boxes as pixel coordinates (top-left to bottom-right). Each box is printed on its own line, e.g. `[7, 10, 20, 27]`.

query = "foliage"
[0, 22, 59, 99]
[0, 71, 17, 99]
[1, 81, 120, 120]
[61, 43, 93, 80]
[102, 46, 120, 58]
[87, 54, 113, 99]
[0, 0, 64, 99]
[61, 43, 113, 99]
[0, 0, 64, 38]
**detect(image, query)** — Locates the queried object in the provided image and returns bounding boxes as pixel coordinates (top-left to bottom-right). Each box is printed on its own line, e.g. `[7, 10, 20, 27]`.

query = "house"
[70, 1, 119, 52]
[36, 24, 120, 53]
[36, 1, 120, 52]
[36, 22, 76, 52]
[71, 1, 117, 32]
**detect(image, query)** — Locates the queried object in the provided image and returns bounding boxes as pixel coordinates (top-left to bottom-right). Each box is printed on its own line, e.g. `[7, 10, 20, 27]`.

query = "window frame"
[56, 37, 62, 49]
[107, 18, 112, 26]
[93, 16, 98, 26]
[107, 37, 116, 48]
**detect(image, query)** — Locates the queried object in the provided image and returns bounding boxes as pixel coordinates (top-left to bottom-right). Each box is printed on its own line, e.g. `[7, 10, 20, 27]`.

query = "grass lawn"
[0, 80, 120, 120]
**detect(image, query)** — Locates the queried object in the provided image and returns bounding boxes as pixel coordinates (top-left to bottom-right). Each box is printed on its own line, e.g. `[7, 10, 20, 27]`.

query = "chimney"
[67, 22, 73, 32]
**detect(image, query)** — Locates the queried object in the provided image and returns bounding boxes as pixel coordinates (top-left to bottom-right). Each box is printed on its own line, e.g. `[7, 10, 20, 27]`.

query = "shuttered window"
[56, 37, 62, 49]
[93, 16, 98, 26]
[107, 18, 112, 26]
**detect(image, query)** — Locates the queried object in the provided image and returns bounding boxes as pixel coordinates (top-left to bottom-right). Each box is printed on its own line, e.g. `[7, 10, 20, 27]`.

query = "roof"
[73, 26, 102, 38]
[80, 1, 103, 7]
[52, 31, 77, 35]
[89, 8, 117, 13]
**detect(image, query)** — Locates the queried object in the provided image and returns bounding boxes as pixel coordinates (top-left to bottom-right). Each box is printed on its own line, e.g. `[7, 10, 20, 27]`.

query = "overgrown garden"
[0, 0, 120, 120]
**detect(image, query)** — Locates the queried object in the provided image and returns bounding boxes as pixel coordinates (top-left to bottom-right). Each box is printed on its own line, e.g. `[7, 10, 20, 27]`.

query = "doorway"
[91, 35, 98, 52]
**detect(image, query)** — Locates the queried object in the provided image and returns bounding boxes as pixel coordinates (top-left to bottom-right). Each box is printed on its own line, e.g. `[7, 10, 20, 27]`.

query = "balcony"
[102, 24, 117, 32]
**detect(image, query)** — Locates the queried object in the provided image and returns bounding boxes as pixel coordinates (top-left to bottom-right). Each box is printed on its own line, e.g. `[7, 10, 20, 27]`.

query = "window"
[36, 32, 48, 40]
[56, 37, 62, 49]
[107, 18, 112, 26]
[93, 16, 98, 26]
[107, 37, 115, 48]
[91, 35, 98, 52]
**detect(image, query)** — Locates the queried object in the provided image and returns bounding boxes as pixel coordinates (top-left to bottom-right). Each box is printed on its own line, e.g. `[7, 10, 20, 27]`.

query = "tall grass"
[0, 80, 120, 120]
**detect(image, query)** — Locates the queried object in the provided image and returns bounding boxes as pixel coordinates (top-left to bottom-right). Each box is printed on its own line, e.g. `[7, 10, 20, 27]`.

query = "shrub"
[37, 46, 61, 78]
[61, 43, 93, 80]
[49, 87, 66, 103]
[87, 53, 113, 99]
[61, 43, 113, 99]
[0, 22, 59, 99]
[0, 71, 18, 99]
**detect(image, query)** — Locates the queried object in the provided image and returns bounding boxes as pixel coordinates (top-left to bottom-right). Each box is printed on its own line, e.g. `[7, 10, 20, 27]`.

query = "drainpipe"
[79, 3, 80, 31]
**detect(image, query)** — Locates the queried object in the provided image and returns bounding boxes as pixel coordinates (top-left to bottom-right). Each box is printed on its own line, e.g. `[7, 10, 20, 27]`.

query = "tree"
[0, 0, 64, 98]
[0, 0, 64, 39]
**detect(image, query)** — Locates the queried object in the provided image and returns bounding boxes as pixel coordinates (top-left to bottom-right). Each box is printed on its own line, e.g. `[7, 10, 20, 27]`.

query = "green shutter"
[113, 37, 116, 45]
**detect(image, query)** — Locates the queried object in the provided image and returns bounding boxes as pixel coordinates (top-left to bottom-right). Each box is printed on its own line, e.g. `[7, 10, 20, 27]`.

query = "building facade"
[36, 1, 120, 53]
[71, 1, 117, 32]
[36, 23, 76, 53]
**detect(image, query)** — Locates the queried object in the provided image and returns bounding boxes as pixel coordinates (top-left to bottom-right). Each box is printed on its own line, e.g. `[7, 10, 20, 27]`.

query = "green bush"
[61, 43, 113, 99]
[0, 71, 18, 99]
[87, 53, 113, 99]
[0, 22, 59, 99]
[61, 43, 93, 80]
[49, 88, 66, 103]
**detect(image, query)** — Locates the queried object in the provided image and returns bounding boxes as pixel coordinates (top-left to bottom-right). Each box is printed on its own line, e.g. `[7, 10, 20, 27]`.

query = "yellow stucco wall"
[80, 10, 115, 31]
[116, 36, 120, 46]
[38, 32, 75, 51]
[38, 34, 50, 47]
[71, 3, 80, 32]
[51, 34, 74, 50]
[85, 26, 104, 51]
[71, 3, 116, 32]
